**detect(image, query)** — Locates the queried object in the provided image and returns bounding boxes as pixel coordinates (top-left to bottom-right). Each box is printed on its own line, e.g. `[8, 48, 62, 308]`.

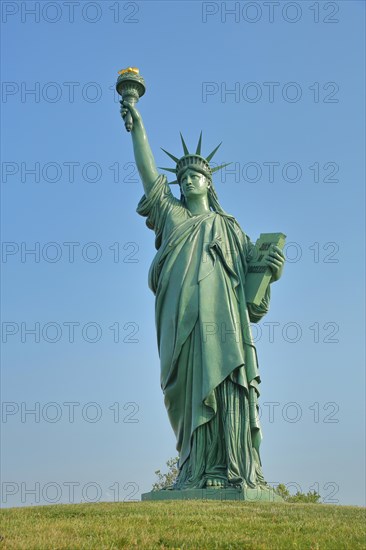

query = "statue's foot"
[205, 478, 226, 489]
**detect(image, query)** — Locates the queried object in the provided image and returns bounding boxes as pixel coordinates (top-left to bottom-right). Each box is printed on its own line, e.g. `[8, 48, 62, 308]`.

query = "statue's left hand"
[265, 246, 285, 283]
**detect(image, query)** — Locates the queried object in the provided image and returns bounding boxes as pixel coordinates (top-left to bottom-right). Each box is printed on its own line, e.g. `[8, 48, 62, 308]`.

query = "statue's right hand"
[120, 100, 142, 129]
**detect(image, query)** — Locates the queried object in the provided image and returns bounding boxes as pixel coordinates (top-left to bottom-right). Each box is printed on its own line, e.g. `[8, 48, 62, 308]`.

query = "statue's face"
[180, 169, 209, 199]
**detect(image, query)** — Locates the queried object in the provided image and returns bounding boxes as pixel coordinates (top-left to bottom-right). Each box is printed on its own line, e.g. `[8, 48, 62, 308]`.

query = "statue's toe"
[205, 477, 226, 488]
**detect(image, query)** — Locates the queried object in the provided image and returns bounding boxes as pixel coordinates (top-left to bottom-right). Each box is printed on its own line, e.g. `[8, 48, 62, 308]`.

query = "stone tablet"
[245, 233, 286, 306]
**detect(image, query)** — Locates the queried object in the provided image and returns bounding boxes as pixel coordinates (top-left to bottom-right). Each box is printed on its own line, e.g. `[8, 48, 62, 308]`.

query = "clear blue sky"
[1, 0, 365, 507]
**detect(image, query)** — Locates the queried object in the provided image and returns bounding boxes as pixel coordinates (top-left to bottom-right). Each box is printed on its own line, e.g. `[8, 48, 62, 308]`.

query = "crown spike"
[161, 148, 180, 163]
[196, 131, 203, 155]
[211, 162, 232, 173]
[206, 142, 222, 162]
[180, 133, 190, 156]
[159, 167, 177, 173]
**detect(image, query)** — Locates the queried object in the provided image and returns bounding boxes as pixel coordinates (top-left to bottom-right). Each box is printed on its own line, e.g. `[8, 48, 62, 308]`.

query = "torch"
[116, 67, 146, 132]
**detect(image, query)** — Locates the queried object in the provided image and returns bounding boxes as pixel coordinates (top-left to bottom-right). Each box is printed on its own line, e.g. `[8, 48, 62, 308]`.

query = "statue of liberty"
[119, 72, 285, 493]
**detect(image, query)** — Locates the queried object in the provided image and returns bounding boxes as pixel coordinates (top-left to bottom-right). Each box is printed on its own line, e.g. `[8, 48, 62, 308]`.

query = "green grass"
[0, 500, 365, 549]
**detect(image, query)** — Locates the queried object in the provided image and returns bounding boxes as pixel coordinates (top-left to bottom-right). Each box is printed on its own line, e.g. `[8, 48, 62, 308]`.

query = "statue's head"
[179, 167, 211, 201]
[160, 132, 230, 199]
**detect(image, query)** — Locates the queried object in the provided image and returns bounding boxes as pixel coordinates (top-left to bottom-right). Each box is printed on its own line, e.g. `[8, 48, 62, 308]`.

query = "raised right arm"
[121, 101, 159, 197]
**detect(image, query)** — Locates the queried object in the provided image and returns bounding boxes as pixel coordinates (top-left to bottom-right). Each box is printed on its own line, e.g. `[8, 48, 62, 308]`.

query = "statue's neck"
[186, 195, 210, 216]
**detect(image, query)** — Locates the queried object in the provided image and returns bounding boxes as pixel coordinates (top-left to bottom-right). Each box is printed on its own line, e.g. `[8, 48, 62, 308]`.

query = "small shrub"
[152, 456, 179, 491]
[276, 484, 321, 503]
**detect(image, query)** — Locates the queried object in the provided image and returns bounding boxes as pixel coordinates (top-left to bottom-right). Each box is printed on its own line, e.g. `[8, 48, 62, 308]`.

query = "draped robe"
[137, 175, 270, 488]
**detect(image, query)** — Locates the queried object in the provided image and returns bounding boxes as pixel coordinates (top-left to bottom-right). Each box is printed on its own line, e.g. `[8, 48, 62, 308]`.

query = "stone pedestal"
[142, 486, 283, 502]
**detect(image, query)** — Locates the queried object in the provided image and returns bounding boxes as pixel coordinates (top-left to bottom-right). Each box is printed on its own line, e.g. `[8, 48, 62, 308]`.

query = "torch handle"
[123, 95, 136, 133]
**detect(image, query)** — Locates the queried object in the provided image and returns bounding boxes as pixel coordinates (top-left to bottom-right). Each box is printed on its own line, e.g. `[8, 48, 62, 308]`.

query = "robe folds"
[137, 175, 270, 488]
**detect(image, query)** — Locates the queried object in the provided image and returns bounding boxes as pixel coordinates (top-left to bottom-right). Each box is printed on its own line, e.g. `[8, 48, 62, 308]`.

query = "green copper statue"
[117, 69, 285, 497]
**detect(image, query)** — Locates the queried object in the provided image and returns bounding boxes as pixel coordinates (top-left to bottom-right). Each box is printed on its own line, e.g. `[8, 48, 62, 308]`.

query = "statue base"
[142, 486, 283, 502]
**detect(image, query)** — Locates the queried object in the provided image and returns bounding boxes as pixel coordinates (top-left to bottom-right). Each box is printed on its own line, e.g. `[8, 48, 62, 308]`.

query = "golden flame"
[118, 67, 139, 75]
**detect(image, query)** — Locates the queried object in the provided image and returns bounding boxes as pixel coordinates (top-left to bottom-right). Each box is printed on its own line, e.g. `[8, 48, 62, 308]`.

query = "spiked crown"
[160, 132, 230, 184]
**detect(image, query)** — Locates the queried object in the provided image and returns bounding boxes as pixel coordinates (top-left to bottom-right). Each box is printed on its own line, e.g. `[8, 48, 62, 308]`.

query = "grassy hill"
[0, 500, 365, 549]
